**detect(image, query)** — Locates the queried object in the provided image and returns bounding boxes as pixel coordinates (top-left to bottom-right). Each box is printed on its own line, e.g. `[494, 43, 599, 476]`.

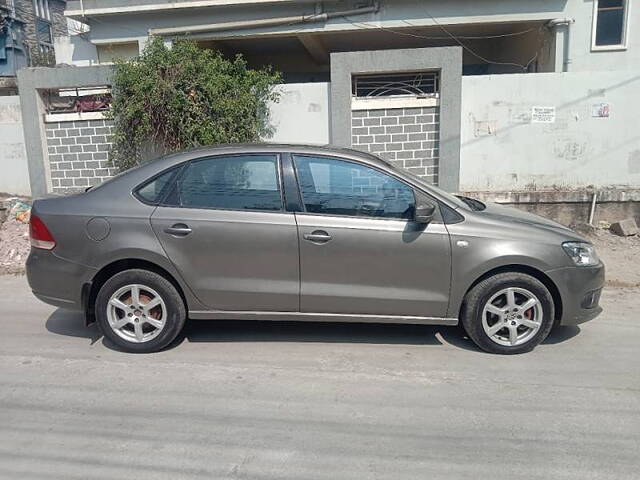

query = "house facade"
[12, 0, 640, 217]
[61, 0, 636, 75]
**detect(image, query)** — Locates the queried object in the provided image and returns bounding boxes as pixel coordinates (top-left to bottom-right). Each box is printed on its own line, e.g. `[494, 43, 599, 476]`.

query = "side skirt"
[188, 310, 459, 326]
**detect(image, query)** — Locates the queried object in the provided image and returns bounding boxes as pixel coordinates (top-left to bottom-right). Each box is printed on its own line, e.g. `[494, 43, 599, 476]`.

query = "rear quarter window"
[134, 168, 179, 205]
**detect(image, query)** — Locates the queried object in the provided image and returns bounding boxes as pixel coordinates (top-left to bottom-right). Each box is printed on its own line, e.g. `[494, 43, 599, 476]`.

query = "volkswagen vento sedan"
[27, 144, 604, 354]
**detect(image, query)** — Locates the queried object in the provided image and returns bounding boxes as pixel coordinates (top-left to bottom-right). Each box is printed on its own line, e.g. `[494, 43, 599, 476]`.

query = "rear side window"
[176, 155, 282, 211]
[293, 155, 415, 219]
[135, 168, 179, 205]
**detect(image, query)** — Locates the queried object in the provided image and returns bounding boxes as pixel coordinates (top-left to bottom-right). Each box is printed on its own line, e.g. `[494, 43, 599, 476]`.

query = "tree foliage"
[109, 37, 281, 170]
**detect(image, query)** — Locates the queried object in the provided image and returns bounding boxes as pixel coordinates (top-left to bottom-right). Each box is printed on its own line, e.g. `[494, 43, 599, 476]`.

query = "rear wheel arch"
[84, 259, 188, 324]
[458, 264, 563, 324]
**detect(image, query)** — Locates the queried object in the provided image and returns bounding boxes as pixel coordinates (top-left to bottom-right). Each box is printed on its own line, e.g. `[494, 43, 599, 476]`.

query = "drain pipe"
[149, 2, 379, 36]
[588, 190, 598, 226]
[546, 18, 574, 72]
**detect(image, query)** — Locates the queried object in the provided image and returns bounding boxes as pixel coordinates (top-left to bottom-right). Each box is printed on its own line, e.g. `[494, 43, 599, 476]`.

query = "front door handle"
[304, 230, 332, 243]
[164, 223, 192, 237]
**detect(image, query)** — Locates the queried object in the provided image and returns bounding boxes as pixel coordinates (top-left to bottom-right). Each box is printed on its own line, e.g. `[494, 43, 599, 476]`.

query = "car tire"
[95, 269, 187, 353]
[461, 272, 555, 354]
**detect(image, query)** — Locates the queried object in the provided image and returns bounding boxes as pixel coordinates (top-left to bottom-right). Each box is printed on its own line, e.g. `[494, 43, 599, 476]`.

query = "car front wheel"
[95, 269, 186, 353]
[461, 272, 555, 354]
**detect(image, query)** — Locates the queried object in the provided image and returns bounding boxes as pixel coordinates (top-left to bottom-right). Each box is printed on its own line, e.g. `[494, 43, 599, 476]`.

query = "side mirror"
[414, 202, 436, 224]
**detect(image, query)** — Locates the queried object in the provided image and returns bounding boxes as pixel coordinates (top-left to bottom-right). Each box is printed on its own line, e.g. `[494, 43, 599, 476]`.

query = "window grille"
[352, 71, 439, 98]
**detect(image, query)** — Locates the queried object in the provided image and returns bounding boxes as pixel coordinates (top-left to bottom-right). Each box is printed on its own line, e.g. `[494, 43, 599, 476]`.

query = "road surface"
[0, 275, 638, 479]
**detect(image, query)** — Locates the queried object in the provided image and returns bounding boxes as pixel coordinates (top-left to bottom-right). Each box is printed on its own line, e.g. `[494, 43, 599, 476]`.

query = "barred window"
[352, 72, 439, 99]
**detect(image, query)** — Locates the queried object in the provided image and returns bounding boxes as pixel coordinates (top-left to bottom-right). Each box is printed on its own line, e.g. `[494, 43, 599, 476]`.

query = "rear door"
[150, 153, 299, 312]
[292, 154, 451, 318]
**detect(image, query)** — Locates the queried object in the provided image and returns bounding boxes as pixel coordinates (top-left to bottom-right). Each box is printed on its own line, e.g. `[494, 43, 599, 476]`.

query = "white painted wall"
[54, 35, 100, 66]
[460, 69, 640, 191]
[0, 97, 31, 196]
[267, 82, 330, 144]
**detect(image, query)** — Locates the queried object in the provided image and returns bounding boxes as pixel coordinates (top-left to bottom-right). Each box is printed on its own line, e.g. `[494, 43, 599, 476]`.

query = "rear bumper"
[546, 263, 605, 326]
[26, 248, 97, 311]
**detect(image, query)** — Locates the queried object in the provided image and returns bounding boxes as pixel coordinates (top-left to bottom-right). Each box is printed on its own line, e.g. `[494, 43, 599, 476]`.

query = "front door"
[293, 154, 451, 318]
[150, 153, 299, 312]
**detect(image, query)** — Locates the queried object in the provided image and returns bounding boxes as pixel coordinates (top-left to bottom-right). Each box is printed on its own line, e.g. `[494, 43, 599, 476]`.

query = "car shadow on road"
[45, 308, 102, 345]
[182, 320, 446, 346]
[45, 308, 581, 353]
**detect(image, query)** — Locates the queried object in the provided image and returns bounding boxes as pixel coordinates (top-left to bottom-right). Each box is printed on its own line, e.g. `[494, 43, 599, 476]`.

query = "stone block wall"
[13, 0, 68, 58]
[45, 118, 116, 193]
[351, 106, 440, 185]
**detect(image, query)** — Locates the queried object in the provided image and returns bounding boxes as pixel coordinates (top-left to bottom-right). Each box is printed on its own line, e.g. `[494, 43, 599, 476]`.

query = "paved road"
[0, 275, 638, 480]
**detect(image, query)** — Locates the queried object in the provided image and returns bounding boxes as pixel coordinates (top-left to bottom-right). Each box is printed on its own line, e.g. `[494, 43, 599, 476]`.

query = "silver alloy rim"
[481, 287, 543, 347]
[106, 284, 167, 343]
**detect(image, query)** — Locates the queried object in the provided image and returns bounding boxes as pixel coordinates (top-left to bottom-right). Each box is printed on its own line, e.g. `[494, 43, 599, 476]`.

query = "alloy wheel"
[106, 284, 167, 343]
[481, 287, 543, 347]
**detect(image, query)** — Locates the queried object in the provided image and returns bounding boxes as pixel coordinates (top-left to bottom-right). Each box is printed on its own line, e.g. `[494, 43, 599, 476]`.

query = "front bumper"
[546, 262, 605, 326]
[26, 248, 97, 311]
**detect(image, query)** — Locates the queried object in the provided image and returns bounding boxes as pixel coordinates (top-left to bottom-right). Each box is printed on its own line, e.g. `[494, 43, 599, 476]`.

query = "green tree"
[108, 37, 281, 171]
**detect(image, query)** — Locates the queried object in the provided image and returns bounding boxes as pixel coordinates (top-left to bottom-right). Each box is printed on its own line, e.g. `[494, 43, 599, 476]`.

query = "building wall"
[54, 35, 99, 66]
[351, 106, 440, 185]
[267, 82, 330, 145]
[45, 118, 117, 193]
[460, 69, 640, 191]
[41, 83, 330, 195]
[0, 96, 30, 195]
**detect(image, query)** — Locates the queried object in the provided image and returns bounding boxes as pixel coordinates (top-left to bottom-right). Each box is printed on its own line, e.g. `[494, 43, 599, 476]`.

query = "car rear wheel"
[461, 272, 555, 354]
[95, 269, 186, 353]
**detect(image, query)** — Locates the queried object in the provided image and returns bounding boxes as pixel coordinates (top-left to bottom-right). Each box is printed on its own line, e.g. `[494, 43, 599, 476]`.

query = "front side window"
[294, 155, 415, 219]
[176, 155, 282, 211]
[593, 0, 629, 48]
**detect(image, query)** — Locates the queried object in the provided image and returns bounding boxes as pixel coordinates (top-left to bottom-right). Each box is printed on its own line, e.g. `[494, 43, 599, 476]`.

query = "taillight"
[30, 214, 56, 250]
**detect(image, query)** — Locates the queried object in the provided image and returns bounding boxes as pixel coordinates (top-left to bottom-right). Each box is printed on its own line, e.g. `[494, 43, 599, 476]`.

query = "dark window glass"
[595, 0, 626, 46]
[135, 168, 178, 205]
[177, 155, 282, 211]
[294, 155, 415, 219]
[36, 19, 52, 45]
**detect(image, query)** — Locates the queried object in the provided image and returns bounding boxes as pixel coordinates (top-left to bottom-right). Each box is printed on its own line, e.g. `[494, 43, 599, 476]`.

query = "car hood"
[477, 202, 587, 242]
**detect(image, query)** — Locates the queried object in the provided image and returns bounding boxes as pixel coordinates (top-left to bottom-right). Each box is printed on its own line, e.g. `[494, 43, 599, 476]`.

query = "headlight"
[562, 242, 600, 267]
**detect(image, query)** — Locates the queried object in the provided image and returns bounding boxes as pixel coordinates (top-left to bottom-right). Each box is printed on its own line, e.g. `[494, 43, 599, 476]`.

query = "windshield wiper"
[455, 195, 486, 211]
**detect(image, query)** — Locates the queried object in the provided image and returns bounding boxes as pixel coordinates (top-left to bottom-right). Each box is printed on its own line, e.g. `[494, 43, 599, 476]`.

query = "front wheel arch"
[458, 265, 563, 326]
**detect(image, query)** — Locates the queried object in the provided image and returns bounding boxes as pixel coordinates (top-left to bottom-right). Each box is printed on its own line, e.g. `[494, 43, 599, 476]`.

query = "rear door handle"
[303, 230, 332, 243]
[164, 223, 192, 237]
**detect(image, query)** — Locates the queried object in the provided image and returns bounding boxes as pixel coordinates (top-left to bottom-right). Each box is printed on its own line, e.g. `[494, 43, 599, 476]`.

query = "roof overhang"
[65, 0, 315, 19]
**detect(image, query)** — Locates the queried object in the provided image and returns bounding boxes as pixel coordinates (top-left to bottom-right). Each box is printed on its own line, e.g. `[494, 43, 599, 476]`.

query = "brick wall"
[45, 118, 116, 193]
[351, 106, 440, 185]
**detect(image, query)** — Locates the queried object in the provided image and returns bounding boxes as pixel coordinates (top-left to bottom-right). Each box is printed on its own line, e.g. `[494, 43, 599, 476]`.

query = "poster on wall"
[591, 103, 610, 118]
[531, 106, 556, 123]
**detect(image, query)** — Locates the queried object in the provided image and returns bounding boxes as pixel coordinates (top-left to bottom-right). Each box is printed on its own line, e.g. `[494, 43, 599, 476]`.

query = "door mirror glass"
[414, 202, 436, 224]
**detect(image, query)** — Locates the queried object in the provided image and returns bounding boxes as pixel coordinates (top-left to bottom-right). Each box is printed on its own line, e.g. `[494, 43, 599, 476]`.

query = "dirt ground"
[1, 206, 638, 285]
[0, 215, 30, 275]
[586, 229, 640, 287]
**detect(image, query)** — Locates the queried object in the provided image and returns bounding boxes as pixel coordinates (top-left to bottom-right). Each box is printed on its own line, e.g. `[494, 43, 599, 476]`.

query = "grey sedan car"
[27, 144, 604, 354]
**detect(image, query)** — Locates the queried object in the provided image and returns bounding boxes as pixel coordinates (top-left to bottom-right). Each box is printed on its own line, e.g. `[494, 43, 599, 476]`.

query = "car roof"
[156, 142, 393, 170]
